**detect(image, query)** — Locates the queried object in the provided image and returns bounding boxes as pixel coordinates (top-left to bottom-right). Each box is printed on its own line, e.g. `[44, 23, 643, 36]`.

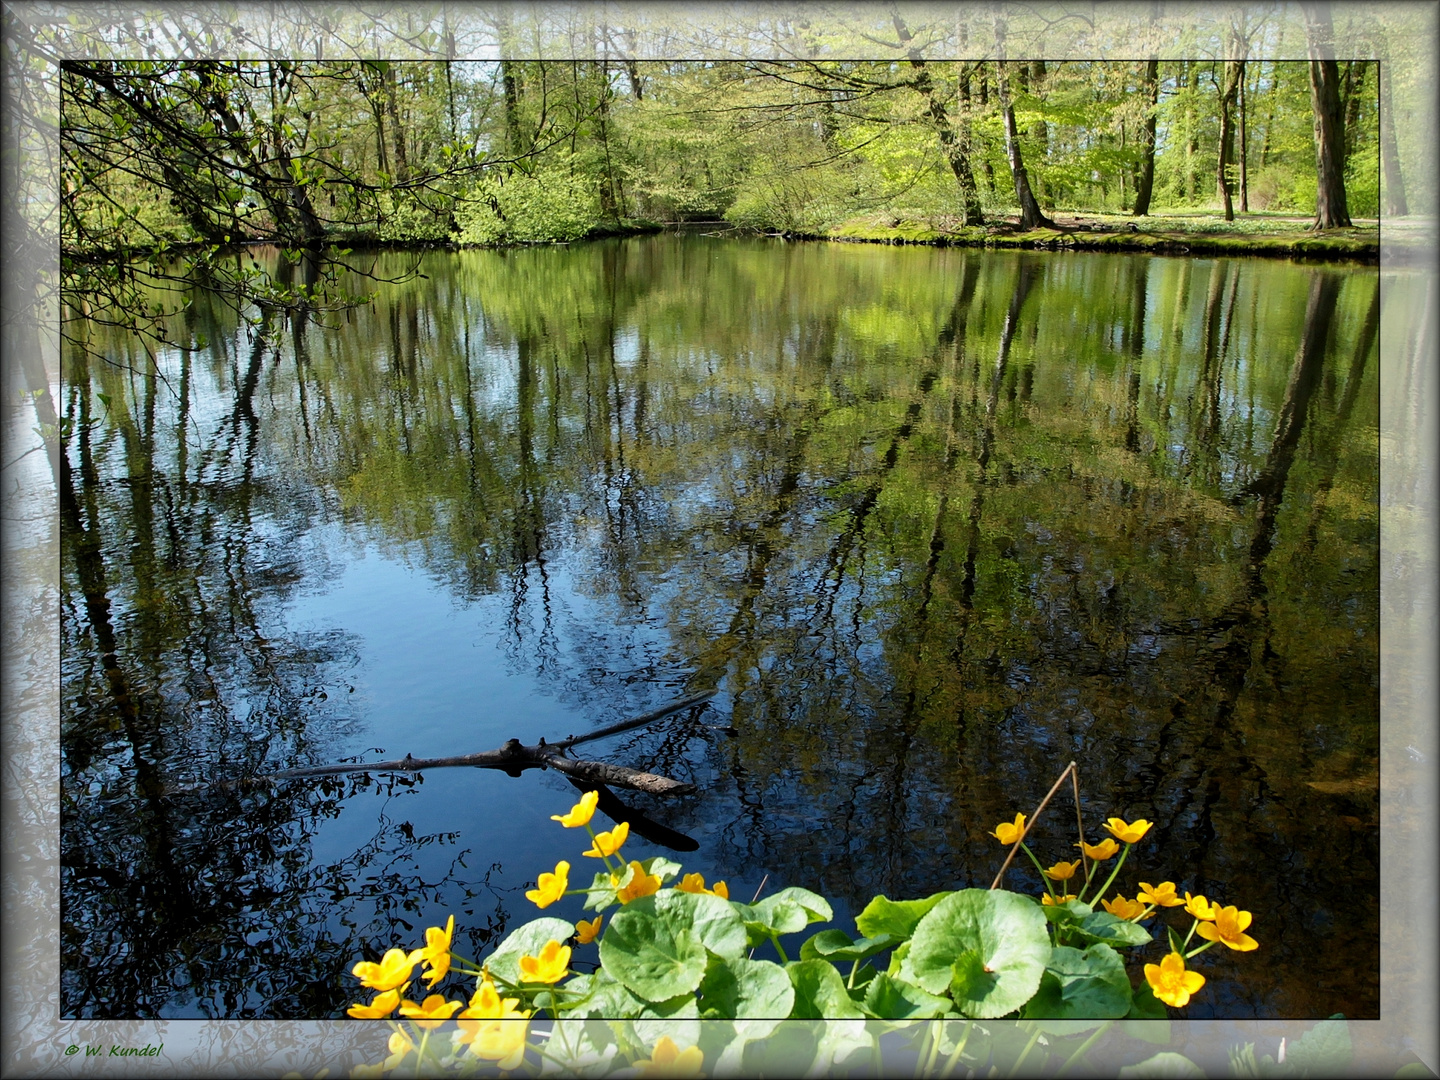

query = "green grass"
[824, 209, 1379, 262]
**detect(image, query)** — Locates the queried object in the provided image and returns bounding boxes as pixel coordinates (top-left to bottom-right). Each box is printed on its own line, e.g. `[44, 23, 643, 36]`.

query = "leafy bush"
[455, 164, 601, 245]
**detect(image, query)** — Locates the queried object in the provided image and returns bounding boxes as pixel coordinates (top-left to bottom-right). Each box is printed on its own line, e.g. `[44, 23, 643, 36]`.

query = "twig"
[990, 761, 1078, 890]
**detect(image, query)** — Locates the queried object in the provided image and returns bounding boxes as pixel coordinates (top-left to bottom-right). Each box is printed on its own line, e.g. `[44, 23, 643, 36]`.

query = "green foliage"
[455, 164, 600, 244]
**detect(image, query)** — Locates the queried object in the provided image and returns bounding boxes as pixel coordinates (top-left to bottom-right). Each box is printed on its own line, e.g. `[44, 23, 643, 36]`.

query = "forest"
[59, 21, 1395, 272]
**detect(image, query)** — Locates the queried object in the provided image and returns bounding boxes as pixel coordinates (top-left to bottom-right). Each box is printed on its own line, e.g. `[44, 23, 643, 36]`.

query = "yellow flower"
[1184, 893, 1219, 921]
[1102, 817, 1153, 844]
[1076, 837, 1121, 861]
[1145, 951, 1206, 1008]
[346, 988, 401, 1019]
[351, 948, 417, 993]
[1137, 881, 1184, 907]
[583, 820, 630, 858]
[518, 939, 571, 984]
[1196, 905, 1259, 951]
[1100, 894, 1148, 921]
[383, 1030, 415, 1071]
[399, 993, 464, 1028]
[459, 977, 530, 1021]
[552, 790, 599, 828]
[413, 914, 455, 987]
[457, 1017, 530, 1070]
[636, 1035, 706, 1078]
[1041, 893, 1078, 906]
[990, 813, 1027, 845]
[616, 861, 662, 904]
[350, 1064, 385, 1080]
[677, 872, 709, 894]
[1044, 859, 1082, 882]
[712, 881, 729, 899]
[575, 916, 603, 944]
[525, 860, 570, 909]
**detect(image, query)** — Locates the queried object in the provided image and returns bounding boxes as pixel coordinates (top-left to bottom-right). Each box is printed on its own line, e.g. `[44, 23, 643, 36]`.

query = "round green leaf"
[1076, 910, 1153, 948]
[862, 972, 952, 1020]
[784, 959, 865, 1019]
[652, 889, 749, 960]
[855, 892, 952, 940]
[1021, 944, 1132, 1019]
[1116, 1051, 1207, 1079]
[698, 954, 795, 1020]
[483, 917, 575, 986]
[601, 902, 708, 1002]
[801, 929, 902, 963]
[908, 888, 1050, 1018]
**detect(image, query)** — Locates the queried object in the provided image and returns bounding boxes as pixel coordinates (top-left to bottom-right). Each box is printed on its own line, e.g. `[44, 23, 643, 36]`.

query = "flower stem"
[1084, 842, 1131, 906]
[939, 1020, 973, 1077]
[769, 933, 789, 965]
[1010, 1023, 1044, 1077]
[1055, 1020, 1115, 1078]
[1185, 940, 1217, 960]
[1017, 843, 1056, 897]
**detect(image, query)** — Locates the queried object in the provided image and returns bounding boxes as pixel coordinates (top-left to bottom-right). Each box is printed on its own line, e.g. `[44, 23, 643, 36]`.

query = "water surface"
[60, 236, 1379, 1018]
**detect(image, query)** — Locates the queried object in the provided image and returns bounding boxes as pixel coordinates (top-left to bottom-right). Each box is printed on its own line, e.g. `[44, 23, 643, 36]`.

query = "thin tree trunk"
[1217, 61, 1241, 220]
[993, 20, 1054, 231]
[894, 14, 984, 225]
[1379, 56, 1409, 215]
[1304, 6, 1352, 229]
[1239, 60, 1249, 212]
[1133, 58, 1160, 216]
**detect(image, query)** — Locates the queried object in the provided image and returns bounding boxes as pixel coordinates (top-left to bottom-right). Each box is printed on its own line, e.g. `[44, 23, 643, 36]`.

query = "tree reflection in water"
[62, 238, 1379, 1018]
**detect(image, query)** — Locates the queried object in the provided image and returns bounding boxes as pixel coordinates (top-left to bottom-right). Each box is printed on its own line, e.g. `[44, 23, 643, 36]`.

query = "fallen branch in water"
[251, 690, 715, 796]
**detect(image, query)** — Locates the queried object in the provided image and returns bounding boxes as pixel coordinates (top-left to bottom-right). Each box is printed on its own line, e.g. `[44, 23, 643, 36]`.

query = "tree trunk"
[1184, 60, 1199, 201]
[380, 62, 409, 183]
[1379, 56, 1409, 215]
[1341, 60, 1366, 162]
[894, 14, 984, 225]
[1304, 5, 1353, 229]
[1238, 60, 1249, 212]
[978, 72, 996, 195]
[1217, 61, 1241, 221]
[993, 23, 1054, 232]
[501, 59, 524, 156]
[1132, 58, 1160, 216]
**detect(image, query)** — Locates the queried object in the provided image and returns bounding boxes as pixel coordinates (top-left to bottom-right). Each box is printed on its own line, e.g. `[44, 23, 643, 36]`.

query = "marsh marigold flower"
[350, 1064, 385, 1080]
[1102, 817, 1152, 844]
[1145, 951, 1206, 1008]
[711, 881, 729, 899]
[413, 914, 455, 987]
[346, 988, 401, 1019]
[526, 860, 570, 909]
[1044, 859, 1082, 881]
[990, 813, 1027, 845]
[383, 1031, 416, 1071]
[1137, 881, 1184, 907]
[575, 916, 603, 944]
[457, 1017, 529, 1070]
[677, 872, 727, 897]
[1077, 837, 1121, 860]
[400, 993, 464, 1028]
[552, 790, 599, 828]
[352, 948, 416, 993]
[584, 821, 630, 858]
[518, 939, 571, 984]
[1101, 894, 1148, 921]
[1041, 893, 1078, 906]
[637, 1036, 705, 1078]
[460, 977, 530, 1021]
[1184, 893, 1219, 921]
[1196, 905, 1259, 951]
[616, 861, 662, 904]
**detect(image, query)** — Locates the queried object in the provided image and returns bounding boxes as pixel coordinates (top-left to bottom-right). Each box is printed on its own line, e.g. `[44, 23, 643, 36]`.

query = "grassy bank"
[825, 210, 1380, 262]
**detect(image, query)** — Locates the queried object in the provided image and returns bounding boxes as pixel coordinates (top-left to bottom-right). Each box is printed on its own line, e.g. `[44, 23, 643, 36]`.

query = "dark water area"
[59, 236, 1379, 1019]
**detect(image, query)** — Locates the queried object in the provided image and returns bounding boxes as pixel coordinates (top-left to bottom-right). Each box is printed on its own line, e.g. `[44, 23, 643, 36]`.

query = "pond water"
[60, 236, 1379, 1019]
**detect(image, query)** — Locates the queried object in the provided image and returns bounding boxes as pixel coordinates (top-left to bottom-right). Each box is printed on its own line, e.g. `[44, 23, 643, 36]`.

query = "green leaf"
[1021, 944, 1132, 1019]
[1074, 910, 1154, 948]
[600, 900, 708, 1002]
[862, 972, 952, 1020]
[800, 929, 902, 962]
[855, 892, 952, 939]
[1121, 1015, 1172, 1041]
[741, 1020, 821, 1074]
[1126, 980, 1169, 1020]
[584, 869, 618, 911]
[1285, 1019, 1352, 1075]
[483, 917, 576, 986]
[1117, 1051, 1207, 1078]
[697, 954, 795, 1020]
[653, 889, 749, 960]
[1044, 900, 1094, 925]
[908, 889, 1050, 1019]
[640, 855, 684, 884]
[785, 959, 865, 1019]
[734, 886, 832, 942]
